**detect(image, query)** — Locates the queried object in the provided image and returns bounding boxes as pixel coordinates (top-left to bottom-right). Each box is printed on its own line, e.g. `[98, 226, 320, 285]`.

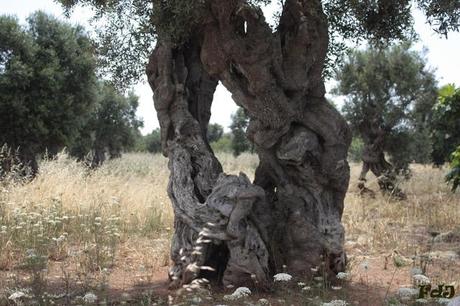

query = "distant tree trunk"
[0, 145, 37, 178]
[147, 0, 351, 289]
[358, 119, 405, 198]
[18, 147, 38, 177]
[108, 146, 122, 160]
[91, 144, 106, 168]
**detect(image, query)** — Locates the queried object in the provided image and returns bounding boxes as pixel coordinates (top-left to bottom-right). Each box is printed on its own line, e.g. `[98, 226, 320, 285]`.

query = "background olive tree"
[229, 108, 251, 156]
[0, 12, 97, 174]
[334, 42, 438, 195]
[70, 82, 143, 167]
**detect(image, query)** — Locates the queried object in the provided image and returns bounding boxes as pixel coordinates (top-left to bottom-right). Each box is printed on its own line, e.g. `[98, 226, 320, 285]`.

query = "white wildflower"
[311, 267, 319, 273]
[398, 287, 418, 301]
[274, 273, 292, 282]
[223, 294, 236, 300]
[9, 291, 26, 300]
[322, 300, 348, 306]
[336, 272, 349, 280]
[412, 274, 430, 286]
[223, 287, 251, 300]
[52, 235, 67, 244]
[297, 282, 306, 287]
[83, 292, 97, 303]
[233, 287, 251, 297]
[258, 298, 270, 305]
[190, 296, 202, 304]
[331, 286, 342, 290]
[302, 286, 311, 291]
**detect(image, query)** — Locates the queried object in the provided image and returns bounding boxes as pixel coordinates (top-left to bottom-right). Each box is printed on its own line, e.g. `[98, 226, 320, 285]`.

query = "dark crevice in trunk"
[199, 243, 230, 286]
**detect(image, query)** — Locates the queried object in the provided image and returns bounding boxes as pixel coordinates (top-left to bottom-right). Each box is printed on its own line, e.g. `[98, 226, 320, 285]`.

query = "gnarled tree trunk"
[358, 119, 405, 198]
[147, 0, 351, 289]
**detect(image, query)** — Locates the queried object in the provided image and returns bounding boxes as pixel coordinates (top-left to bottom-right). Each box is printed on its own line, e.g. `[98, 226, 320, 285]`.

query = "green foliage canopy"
[210, 133, 233, 153]
[446, 145, 460, 192]
[431, 84, 460, 165]
[0, 12, 97, 169]
[334, 42, 438, 169]
[70, 82, 143, 162]
[230, 108, 251, 157]
[56, 0, 460, 88]
[141, 128, 162, 154]
[207, 123, 224, 144]
[348, 137, 364, 162]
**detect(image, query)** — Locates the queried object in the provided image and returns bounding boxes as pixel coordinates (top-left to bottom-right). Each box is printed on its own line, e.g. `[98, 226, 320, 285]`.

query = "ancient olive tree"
[0, 12, 97, 174]
[59, 0, 460, 289]
[70, 82, 143, 167]
[334, 42, 438, 196]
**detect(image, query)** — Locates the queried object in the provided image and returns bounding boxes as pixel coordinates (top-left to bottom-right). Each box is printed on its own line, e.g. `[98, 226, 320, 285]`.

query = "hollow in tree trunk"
[147, 0, 351, 289]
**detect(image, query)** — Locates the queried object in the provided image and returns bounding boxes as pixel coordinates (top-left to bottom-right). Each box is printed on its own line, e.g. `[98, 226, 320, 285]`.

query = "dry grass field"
[0, 152, 459, 305]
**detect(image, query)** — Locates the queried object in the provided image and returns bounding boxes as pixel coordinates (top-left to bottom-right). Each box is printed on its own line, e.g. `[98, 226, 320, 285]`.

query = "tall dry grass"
[344, 163, 460, 253]
[0, 152, 259, 275]
[2, 152, 172, 234]
[1, 152, 458, 265]
[0, 152, 459, 304]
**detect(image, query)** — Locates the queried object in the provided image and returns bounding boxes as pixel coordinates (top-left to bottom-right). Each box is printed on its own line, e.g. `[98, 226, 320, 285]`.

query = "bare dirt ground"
[1, 226, 458, 305]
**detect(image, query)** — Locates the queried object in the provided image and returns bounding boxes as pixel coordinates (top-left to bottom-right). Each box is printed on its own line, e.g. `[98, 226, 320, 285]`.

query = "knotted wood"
[147, 0, 351, 289]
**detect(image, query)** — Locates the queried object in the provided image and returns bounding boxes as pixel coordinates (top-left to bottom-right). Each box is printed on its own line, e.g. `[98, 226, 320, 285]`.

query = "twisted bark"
[147, 0, 351, 289]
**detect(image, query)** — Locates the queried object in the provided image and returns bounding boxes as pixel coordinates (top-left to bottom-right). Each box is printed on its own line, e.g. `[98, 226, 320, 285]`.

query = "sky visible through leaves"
[2, 0, 460, 134]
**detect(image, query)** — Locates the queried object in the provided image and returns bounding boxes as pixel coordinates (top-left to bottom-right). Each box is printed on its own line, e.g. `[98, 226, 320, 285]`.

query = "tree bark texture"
[147, 0, 351, 289]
